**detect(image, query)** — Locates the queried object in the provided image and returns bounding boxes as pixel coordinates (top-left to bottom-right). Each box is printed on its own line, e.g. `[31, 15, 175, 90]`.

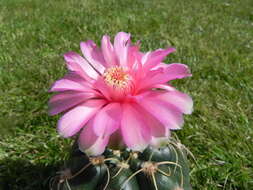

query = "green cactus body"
[51, 141, 192, 190]
[107, 166, 140, 190]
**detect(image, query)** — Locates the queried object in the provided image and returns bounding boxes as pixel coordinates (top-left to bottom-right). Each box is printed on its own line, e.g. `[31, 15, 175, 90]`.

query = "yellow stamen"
[103, 66, 130, 89]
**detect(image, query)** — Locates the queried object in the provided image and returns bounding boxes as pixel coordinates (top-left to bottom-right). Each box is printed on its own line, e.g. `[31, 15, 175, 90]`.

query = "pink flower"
[49, 32, 193, 156]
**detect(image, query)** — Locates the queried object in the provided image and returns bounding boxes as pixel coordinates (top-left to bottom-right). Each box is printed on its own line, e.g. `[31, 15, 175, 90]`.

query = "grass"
[0, 0, 252, 189]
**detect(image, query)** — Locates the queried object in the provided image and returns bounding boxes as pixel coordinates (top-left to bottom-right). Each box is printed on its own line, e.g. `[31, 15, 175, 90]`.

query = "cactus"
[50, 139, 192, 190]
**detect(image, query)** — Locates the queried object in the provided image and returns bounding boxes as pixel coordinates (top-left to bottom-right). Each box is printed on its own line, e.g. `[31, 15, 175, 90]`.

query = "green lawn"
[0, 0, 252, 189]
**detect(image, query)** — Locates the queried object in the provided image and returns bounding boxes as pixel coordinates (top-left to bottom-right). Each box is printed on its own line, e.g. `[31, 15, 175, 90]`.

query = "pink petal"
[153, 88, 193, 114]
[135, 68, 163, 92]
[163, 63, 192, 81]
[138, 63, 191, 91]
[152, 62, 171, 70]
[133, 103, 166, 138]
[48, 91, 96, 115]
[78, 118, 109, 156]
[57, 99, 106, 138]
[150, 129, 171, 148]
[49, 72, 93, 92]
[93, 77, 111, 100]
[137, 96, 184, 130]
[114, 32, 131, 67]
[93, 103, 121, 137]
[153, 84, 176, 91]
[64, 51, 99, 80]
[127, 44, 141, 69]
[101, 35, 117, 67]
[80, 41, 105, 74]
[121, 103, 150, 151]
[132, 101, 169, 148]
[142, 48, 176, 70]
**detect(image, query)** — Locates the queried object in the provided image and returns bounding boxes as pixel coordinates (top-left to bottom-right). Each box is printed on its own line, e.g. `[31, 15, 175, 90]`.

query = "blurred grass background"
[0, 0, 252, 189]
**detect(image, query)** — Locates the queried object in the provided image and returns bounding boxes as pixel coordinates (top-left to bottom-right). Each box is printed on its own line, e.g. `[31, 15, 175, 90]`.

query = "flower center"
[103, 66, 130, 89]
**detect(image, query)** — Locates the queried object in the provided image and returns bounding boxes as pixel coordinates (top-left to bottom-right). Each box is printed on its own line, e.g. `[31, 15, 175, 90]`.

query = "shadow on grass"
[0, 158, 63, 190]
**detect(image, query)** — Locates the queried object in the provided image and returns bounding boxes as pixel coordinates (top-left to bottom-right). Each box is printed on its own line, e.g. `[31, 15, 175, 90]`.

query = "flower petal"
[64, 51, 99, 80]
[49, 72, 93, 92]
[153, 84, 176, 91]
[150, 129, 171, 148]
[128, 101, 169, 148]
[121, 103, 150, 151]
[138, 63, 191, 91]
[93, 77, 112, 100]
[48, 91, 95, 115]
[142, 48, 176, 70]
[114, 32, 130, 66]
[137, 96, 184, 130]
[127, 43, 142, 69]
[93, 103, 121, 137]
[80, 40, 106, 74]
[101, 35, 117, 67]
[133, 103, 166, 138]
[163, 63, 192, 81]
[153, 87, 193, 114]
[78, 118, 109, 156]
[57, 99, 106, 138]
